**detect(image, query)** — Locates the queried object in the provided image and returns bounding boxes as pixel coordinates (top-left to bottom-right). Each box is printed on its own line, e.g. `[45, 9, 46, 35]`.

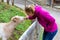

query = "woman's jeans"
[43, 30, 58, 40]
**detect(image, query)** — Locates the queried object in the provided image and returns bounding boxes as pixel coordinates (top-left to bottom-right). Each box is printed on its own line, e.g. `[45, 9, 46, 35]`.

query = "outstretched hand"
[24, 16, 29, 20]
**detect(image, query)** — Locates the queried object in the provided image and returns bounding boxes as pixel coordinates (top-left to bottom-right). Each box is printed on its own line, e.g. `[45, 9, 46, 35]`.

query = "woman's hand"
[24, 16, 29, 20]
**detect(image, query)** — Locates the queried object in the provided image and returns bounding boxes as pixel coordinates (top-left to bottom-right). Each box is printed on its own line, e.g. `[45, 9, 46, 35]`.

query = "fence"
[0, 0, 33, 6]
[0, 0, 27, 6]
[0, 0, 14, 5]
[19, 19, 43, 40]
[0, 0, 41, 7]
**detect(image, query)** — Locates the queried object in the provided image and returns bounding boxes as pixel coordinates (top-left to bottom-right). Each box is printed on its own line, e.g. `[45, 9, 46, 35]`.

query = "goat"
[0, 16, 25, 40]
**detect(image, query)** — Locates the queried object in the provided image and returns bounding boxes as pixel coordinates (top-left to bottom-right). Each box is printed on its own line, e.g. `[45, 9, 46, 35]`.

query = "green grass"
[0, 3, 32, 40]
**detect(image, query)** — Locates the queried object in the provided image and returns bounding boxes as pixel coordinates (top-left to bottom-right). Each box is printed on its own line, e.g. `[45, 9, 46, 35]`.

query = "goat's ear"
[12, 17, 18, 22]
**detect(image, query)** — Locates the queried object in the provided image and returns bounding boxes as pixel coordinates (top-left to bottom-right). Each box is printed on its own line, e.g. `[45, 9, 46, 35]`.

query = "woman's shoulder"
[35, 5, 50, 16]
[35, 4, 42, 13]
[35, 4, 42, 9]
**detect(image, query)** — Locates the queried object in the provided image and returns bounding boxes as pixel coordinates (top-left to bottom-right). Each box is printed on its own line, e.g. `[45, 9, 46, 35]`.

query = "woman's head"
[25, 4, 35, 16]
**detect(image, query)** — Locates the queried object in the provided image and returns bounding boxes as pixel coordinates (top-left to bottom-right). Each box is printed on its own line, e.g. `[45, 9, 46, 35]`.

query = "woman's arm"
[28, 13, 37, 20]
[25, 14, 36, 20]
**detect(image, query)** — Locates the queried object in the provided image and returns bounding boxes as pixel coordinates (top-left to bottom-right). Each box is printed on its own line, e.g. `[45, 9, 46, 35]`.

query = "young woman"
[25, 4, 58, 40]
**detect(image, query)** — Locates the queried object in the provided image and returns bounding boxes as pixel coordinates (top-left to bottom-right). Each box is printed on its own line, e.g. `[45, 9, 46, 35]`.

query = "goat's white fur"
[0, 16, 25, 40]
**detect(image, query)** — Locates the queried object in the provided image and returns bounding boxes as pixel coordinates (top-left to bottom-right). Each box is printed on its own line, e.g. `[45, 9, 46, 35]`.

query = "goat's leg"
[2, 37, 8, 40]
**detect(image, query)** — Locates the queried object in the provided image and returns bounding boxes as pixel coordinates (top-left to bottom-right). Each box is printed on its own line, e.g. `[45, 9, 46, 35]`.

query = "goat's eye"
[13, 20, 16, 22]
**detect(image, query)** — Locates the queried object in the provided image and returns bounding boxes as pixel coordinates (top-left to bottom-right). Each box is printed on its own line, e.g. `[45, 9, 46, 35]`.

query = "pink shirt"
[28, 5, 58, 32]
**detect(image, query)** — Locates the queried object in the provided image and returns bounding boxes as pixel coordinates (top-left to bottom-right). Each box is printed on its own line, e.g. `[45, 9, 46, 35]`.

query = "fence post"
[51, 0, 54, 7]
[1, 0, 4, 2]
[12, 0, 14, 6]
[25, 0, 27, 8]
[36, 21, 41, 40]
[7, 0, 9, 4]
[37, 21, 44, 40]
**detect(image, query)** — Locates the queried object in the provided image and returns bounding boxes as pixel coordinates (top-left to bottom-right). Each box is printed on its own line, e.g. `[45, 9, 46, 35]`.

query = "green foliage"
[0, 3, 32, 40]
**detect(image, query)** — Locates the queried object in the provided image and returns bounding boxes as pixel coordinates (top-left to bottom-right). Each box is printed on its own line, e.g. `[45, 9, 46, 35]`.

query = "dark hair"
[25, 7, 34, 13]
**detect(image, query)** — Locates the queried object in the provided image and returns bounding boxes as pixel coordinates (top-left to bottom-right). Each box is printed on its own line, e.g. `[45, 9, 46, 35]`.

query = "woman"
[25, 4, 58, 40]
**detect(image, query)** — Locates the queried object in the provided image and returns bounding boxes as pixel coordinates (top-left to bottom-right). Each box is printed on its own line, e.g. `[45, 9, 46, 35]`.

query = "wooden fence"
[0, 0, 14, 5]
[19, 19, 43, 40]
[0, 0, 27, 6]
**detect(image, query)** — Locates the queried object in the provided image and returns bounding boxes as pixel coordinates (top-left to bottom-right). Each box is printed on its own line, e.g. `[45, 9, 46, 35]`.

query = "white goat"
[0, 16, 25, 40]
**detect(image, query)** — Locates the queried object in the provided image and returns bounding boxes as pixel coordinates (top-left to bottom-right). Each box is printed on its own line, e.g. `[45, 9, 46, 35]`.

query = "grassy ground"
[0, 3, 32, 40]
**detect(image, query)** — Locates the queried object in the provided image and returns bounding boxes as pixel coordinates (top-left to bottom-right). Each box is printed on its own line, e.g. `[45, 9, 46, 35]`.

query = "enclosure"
[1, 0, 59, 40]
[0, 0, 44, 40]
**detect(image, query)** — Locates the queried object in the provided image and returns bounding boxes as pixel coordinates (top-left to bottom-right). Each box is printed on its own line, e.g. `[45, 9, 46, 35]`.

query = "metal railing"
[19, 19, 43, 40]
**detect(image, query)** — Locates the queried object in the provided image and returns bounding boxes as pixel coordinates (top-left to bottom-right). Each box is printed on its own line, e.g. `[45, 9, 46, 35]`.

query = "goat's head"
[11, 16, 25, 24]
